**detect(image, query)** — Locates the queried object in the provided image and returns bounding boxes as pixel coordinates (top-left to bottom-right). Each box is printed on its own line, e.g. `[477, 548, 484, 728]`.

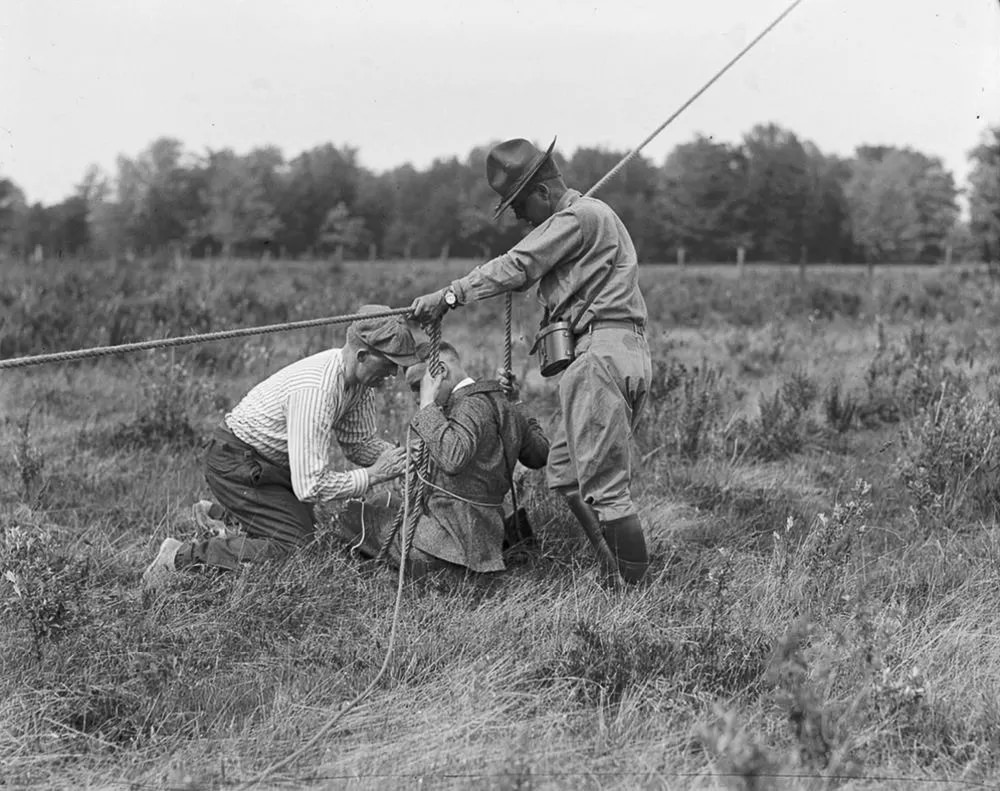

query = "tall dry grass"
[3, 258, 1000, 789]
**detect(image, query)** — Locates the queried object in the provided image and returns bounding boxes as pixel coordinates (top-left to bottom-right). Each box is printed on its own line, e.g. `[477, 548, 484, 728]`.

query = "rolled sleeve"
[452, 212, 584, 303]
[287, 389, 370, 503]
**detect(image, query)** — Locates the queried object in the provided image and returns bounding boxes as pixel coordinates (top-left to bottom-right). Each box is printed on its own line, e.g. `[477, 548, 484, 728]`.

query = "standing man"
[410, 138, 652, 584]
[142, 305, 418, 588]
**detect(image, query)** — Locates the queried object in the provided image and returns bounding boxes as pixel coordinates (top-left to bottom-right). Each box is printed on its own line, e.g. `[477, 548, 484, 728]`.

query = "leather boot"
[563, 491, 622, 584]
[602, 514, 649, 584]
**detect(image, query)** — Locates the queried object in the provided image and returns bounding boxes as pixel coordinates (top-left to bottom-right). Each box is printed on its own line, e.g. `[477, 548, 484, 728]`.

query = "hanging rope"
[0, 306, 412, 370]
[503, 292, 513, 384]
[375, 319, 443, 563]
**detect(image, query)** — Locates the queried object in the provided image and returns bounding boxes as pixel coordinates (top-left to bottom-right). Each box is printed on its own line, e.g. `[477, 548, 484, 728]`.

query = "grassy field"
[3, 256, 1000, 789]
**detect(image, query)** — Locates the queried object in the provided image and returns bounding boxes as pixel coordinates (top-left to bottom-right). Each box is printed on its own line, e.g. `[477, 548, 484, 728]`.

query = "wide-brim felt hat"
[487, 137, 557, 220]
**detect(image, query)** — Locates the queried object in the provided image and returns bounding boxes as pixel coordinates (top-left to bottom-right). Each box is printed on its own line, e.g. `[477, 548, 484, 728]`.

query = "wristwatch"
[443, 287, 458, 309]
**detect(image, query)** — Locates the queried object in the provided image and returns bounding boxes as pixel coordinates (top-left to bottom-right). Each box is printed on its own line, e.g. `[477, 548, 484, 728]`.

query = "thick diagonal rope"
[499, 0, 807, 390]
[584, 0, 806, 199]
[496, 0, 807, 586]
[0, 307, 412, 369]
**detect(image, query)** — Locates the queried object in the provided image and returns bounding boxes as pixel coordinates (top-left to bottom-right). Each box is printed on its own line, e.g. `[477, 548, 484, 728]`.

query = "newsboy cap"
[487, 137, 559, 220]
[346, 304, 420, 367]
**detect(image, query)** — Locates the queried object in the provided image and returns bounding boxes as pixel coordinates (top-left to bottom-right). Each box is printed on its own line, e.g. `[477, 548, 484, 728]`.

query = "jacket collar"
[556, 188, 581, 213]
[449, 379, 504, 403]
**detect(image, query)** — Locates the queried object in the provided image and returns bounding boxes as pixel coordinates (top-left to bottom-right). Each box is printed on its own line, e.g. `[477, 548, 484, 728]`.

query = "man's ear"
[428, 361, 450, 380]
[356, 349, 369, 364]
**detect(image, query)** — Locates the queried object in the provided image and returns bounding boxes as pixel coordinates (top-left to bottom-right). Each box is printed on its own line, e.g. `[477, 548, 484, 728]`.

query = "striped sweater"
[225, 348, 393, 502]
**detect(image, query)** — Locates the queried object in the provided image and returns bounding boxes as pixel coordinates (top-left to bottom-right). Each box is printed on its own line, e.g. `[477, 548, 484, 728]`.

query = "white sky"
[2, 0, 998, 206]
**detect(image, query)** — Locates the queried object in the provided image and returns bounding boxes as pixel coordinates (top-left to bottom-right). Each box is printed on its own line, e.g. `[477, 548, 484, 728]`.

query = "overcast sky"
[2, 0, 998, 206]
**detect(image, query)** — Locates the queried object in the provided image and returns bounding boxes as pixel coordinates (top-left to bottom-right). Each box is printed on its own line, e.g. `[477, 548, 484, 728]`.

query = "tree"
[318, 202, 368, 257]
[658, 135, 747, 261]
[845, 147, 958, 263]
[741, 124, 812, 262]
[202, 149, 282, 258]
[969, 126, 1000, 261]
[801, 145, 853, 262]
[276, 144, 361, 257]
[0, 177, 28, 258]
[845, 153, 922, 262]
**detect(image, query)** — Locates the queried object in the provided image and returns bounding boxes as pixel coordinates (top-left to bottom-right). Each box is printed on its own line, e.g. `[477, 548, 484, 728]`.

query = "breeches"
[545, 325, 652, 521]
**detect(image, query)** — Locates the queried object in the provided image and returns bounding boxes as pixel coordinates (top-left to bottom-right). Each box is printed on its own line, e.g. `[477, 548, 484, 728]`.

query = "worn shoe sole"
[142, 537, 183, 589]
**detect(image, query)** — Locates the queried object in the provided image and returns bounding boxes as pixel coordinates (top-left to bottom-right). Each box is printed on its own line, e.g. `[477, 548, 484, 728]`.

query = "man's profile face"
[510, 184, 550, 227]
[357, 350, 400, 389]
[406, 363, 427, 401]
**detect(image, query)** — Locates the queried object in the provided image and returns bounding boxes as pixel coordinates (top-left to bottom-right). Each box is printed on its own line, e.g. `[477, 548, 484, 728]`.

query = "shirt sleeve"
[286, 387, 369, 503]
[410, 400, 487, 475]
[450, 211, 584, 304]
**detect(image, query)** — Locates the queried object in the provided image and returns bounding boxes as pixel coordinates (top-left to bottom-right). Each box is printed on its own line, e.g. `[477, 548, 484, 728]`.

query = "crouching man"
[142, 305, 418, 588]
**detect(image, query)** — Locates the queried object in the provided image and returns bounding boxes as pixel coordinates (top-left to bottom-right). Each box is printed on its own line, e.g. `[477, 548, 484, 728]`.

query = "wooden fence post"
[677, 246, 686, 269]
[737, 246, 745, 279]
[798, 245, 807, 281]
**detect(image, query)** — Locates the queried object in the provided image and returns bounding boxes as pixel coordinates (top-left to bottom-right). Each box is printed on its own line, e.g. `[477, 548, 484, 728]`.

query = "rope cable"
[583, 0, 807, 199]
[0, 307, 411, 370]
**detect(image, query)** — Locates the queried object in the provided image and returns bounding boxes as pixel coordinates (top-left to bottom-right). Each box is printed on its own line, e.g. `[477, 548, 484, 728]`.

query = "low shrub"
[860, 323, 969, 426]
[725, 371, 820, 462]
[110, 351, 222, 450]
[897, 391, 1000, 527]
[1, 511, 91, 659]
[638, 359, 727, 459]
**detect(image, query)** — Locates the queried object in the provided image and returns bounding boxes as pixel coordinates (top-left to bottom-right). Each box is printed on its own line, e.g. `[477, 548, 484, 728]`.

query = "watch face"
[445, 290, 457, 306]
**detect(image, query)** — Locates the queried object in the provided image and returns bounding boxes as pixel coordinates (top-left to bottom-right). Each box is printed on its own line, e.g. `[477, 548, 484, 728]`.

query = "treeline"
[1, 123, 998, 264]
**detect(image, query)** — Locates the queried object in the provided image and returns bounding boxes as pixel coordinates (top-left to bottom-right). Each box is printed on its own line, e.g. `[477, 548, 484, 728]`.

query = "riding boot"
[563, 491, 622, 585]
[602, 514, 650, 584]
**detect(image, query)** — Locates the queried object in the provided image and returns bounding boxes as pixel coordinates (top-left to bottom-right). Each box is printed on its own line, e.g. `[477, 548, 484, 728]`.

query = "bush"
[1, 511, 91, 659]
[638, 360, 727, 459]
[725, 371, 819, 462]
[897, 392, 1000, 527]
[860, 323, 969, 426]
[823, 379, 858, 434]
[111, 351, 221, 450]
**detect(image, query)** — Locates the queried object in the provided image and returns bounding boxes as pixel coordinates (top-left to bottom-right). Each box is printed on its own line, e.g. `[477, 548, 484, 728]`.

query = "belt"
[576, 319, 644, 338]
[213, 423, 259, 459]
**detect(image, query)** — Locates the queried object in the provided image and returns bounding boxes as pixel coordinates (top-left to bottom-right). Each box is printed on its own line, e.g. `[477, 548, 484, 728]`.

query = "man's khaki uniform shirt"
[449, 189, 647, 330]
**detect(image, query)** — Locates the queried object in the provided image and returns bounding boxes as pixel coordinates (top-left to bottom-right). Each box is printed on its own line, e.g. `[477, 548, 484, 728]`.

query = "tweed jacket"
[408, 380, 549, 572]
